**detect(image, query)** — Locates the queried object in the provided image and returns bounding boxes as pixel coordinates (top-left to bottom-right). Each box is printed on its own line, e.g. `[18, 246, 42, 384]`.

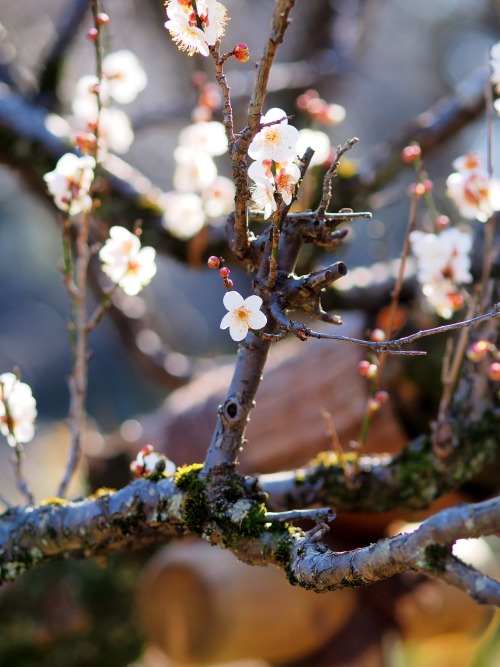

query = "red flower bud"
[401, 144, 422, 164]
[219, 267, 231, 279]
[96, 12, 109, 27]
[233, 43, 250, 63]
[86, 28, 98, 42]
[207, 255, 220, 269]
[487, 362, 500, 381]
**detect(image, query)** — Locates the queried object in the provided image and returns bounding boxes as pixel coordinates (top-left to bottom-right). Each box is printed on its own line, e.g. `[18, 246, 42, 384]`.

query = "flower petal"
[223, 290, 244, 311]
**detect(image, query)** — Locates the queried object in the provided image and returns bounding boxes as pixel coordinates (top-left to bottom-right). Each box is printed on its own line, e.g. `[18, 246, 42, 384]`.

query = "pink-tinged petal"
[244, 295, 263, 310]
[248, 310, 267, 330]
[223, 290, 244, 311]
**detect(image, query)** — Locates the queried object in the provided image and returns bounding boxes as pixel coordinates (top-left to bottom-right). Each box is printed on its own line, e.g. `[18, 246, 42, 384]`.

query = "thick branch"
[287, 496, 500, 605]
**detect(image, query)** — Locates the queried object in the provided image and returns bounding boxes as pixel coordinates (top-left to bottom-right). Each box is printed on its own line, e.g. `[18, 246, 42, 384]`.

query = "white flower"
[410, 228, 472, 319]
[43, 153, 95, 215]
[410, 228, 473, 286]
[99, 226, 157, 296]
[165, 0, 228, 57]
[200, 0, 228, 45]
[220, 291, 267, 341]
[451, 153, 482, 173]
[72, 75, 109, 123]
[250, 179, 277, 219]
[0, 373, 37, 447]
[274, 160, 301, 204]
[202, 176, 235, 218]
[173, 148, 217, 192]
[98, 107, 134, 155]
[131, 445, 176, 477]
[248, 108, 299, 163]
[421, 276, 463, 320]
[161, 191, 205, 239]
[102, 50, 147, 104]
[295, 128, 331, 167]
[446, 156, 500, 222]
[177, 121, 227, 156]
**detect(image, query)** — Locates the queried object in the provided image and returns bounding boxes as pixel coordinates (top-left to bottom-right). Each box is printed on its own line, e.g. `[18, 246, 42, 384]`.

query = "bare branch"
[287, 497, 500, 604]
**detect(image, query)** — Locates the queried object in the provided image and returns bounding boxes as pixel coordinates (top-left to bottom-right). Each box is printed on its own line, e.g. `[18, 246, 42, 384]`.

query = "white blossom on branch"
[43, 153, 95, 215]
[0, 372, 37, 447]
[99, 226, 157, 296]
[220, 291, 267, 341]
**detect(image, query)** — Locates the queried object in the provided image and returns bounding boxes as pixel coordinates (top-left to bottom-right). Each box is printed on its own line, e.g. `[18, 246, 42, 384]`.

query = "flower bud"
[96, 12, 109, 27]
[370, 328, 386, 342]
[86, 28, 98, 42]
[219, 267, 231, 279]
[234, 43, 250, 63]
[436, 215, 450, 231]
[401, 144, 421, 164]
[207, 255, 220, 269]
[374, 390, 389, 404]
[466, 340, 489, 362]
[357, 360, 371, 376]
[487, 362, 500, 381]
[367, 398, 381, 416]
[224, 278, 234, 290]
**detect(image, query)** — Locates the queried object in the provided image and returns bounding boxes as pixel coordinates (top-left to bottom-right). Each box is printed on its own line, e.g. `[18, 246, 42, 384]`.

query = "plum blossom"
[72, 75, 109, 122]
[0, 373, 37, 447]
[220, 291, 267, 341]
[421, 276, 464, 320]
[98, 108, 134, 154]
[165, 0, 228, 57]
[101, 50, 147, 104]
[44, 153, 95, 215]
[410, 228, 473, 286]
[295, 128, 331, 167]
[173, 148, 217, 192]
[202, 176, 235, 218]
[99, 226, 157, 296]
[177, 121, 227, 156]
[249, 175, 277, 219]
[410, 227, 472, 319]
[161, 191, 206, 239]
[274, 160, 301, 204]
[248, 108, 299, 163]
[446, 154, 500, 222]
[130, 444, 176, 478]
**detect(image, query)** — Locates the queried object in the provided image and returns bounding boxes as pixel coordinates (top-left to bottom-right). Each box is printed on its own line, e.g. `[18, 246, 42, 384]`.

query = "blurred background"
[0, 0, 499, 665]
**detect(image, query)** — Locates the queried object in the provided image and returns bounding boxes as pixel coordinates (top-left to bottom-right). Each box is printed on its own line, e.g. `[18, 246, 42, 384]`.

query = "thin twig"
[315, 137, 359, 219]
[265, 508, 335, 523]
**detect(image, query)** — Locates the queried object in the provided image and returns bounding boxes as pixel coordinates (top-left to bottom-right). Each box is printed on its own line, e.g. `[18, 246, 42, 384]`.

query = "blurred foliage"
[0, 555, 144, 667]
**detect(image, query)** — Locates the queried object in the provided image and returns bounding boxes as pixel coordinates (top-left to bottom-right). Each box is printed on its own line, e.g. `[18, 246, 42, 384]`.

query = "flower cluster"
[248, 108, 301, 219]
[99, 226, 157, 296]
[44, 153, 96, 215]
[446, 154, 500, 223]
[72, 50, 147, 158]
[409, 227, 473, 319]
[130, 444, 176, 478]
[0, 373, 37, 447]
[165, 0, 228, 57]
[161, 119, 234, 239]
